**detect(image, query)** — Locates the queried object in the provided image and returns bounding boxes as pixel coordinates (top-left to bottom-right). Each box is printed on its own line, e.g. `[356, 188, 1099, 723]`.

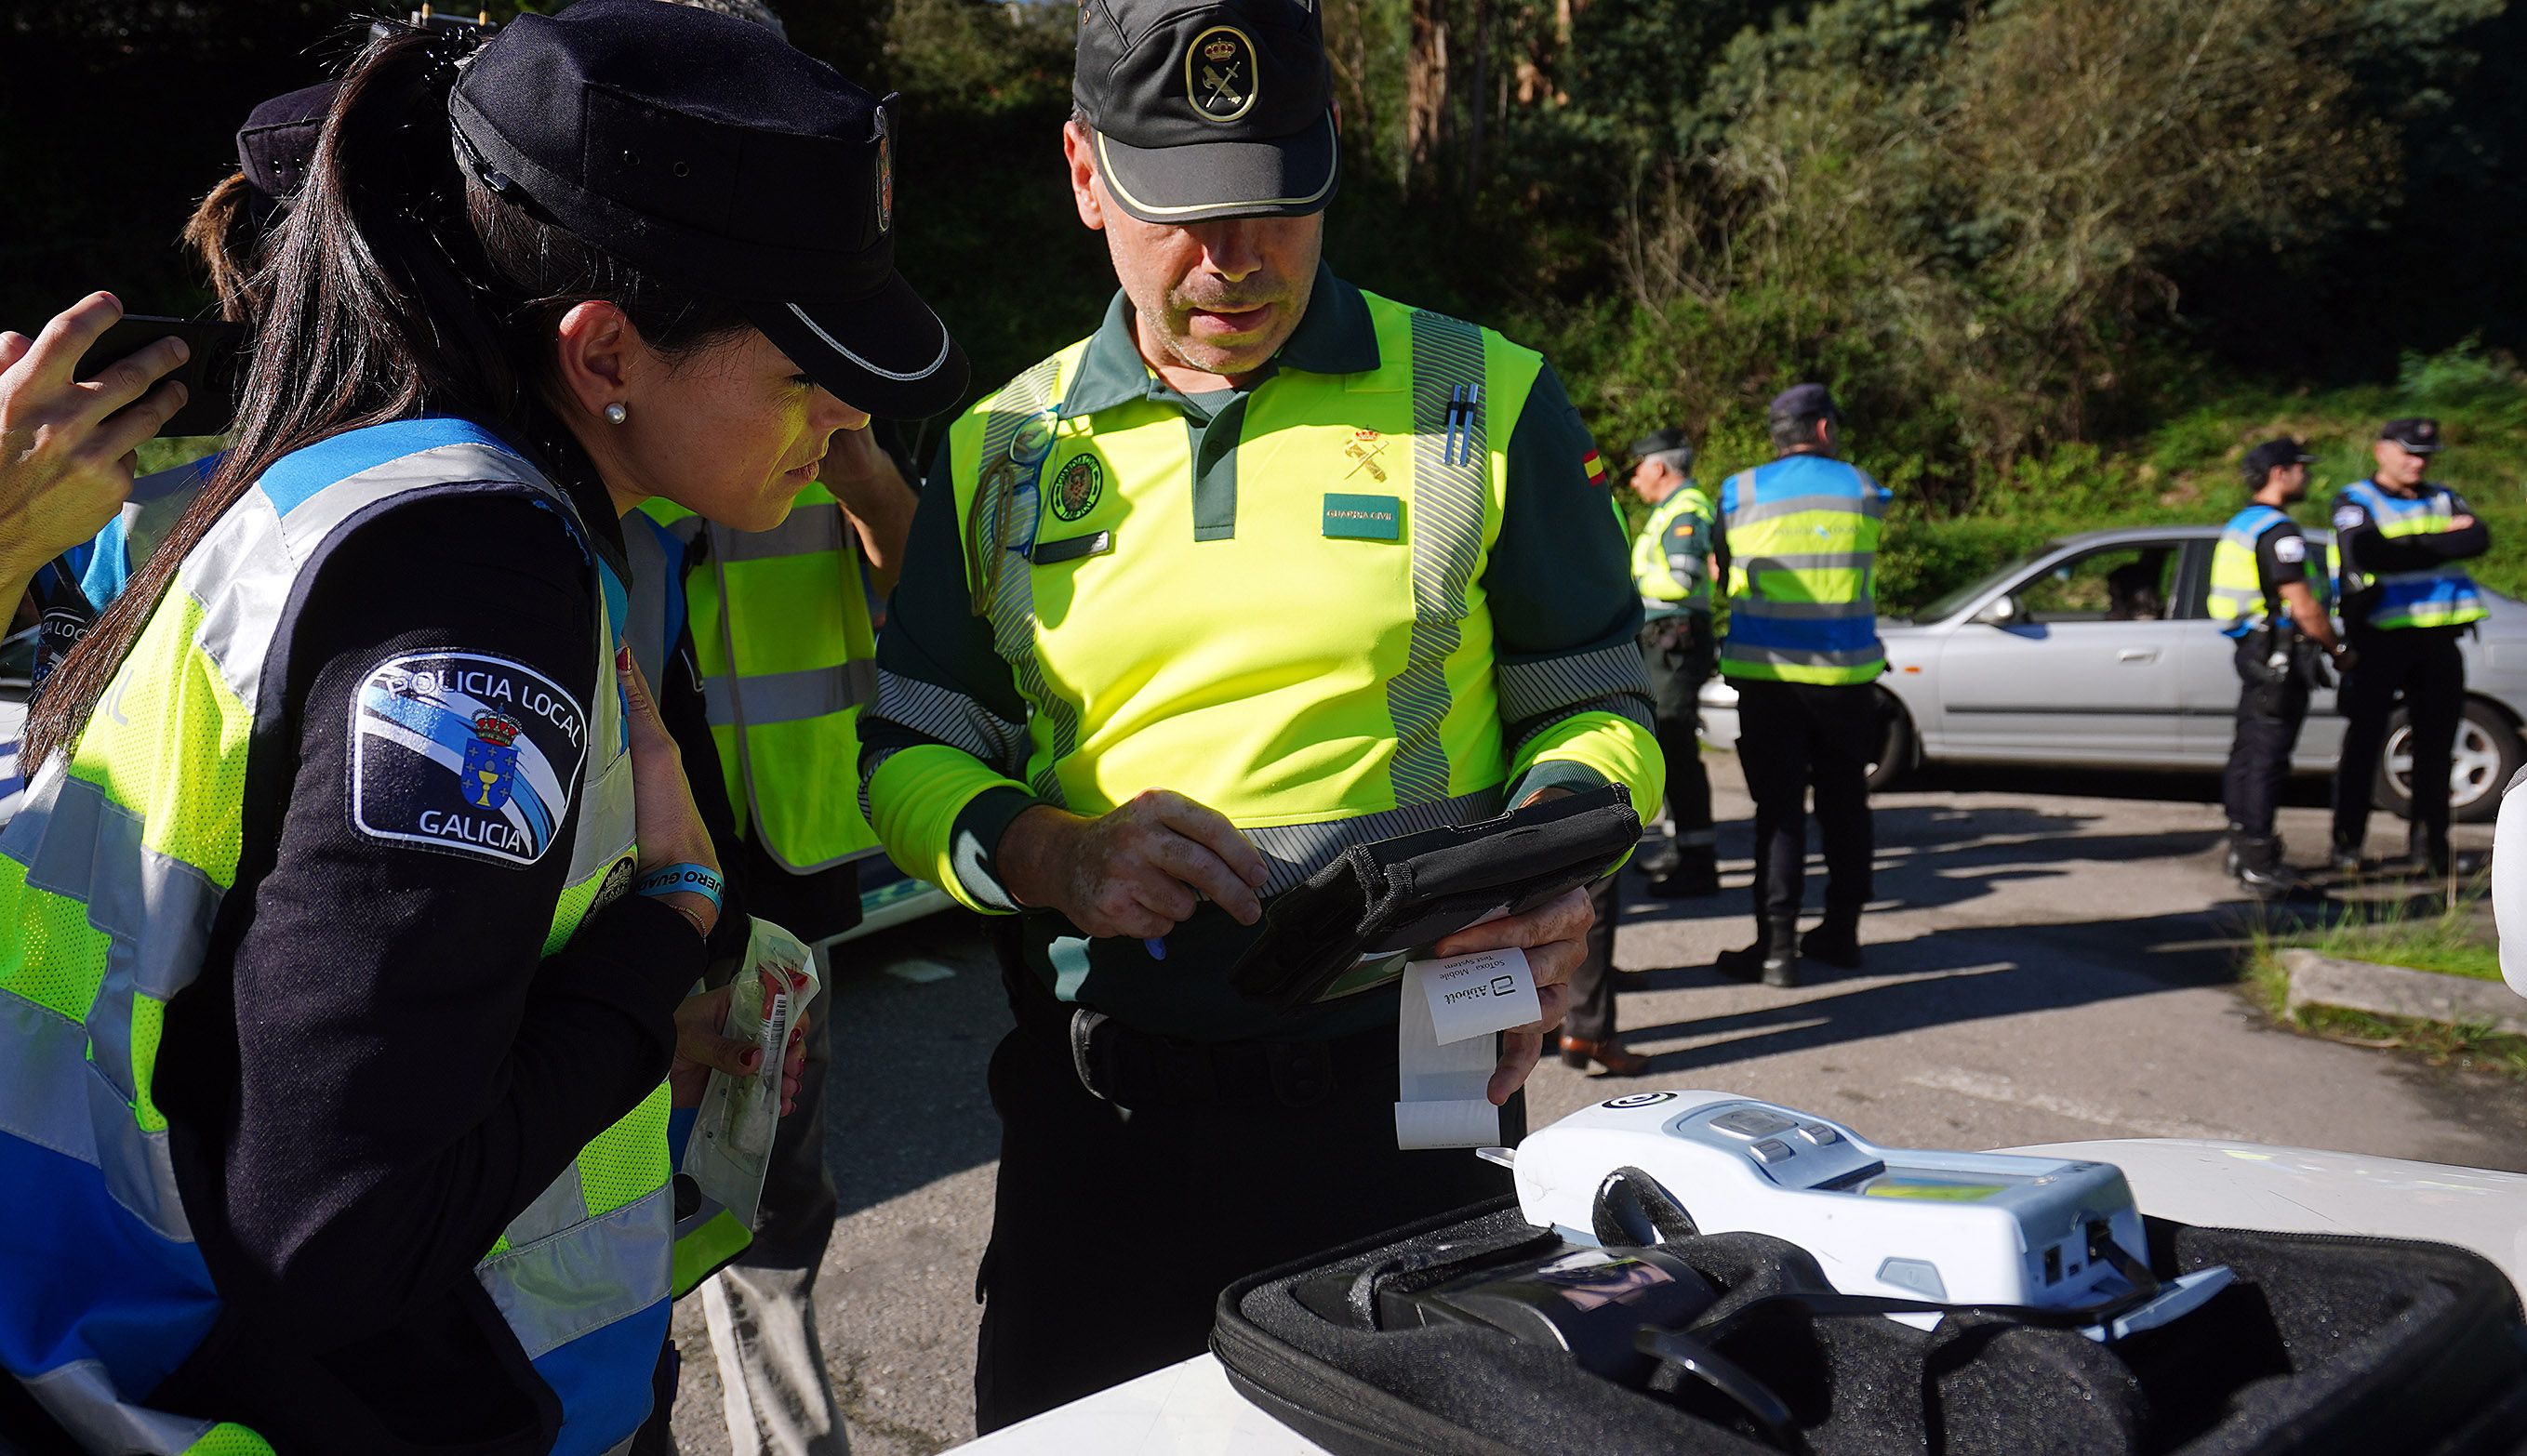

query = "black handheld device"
[72, 316, 246, 441]
[1230, 783, 1640, 1013]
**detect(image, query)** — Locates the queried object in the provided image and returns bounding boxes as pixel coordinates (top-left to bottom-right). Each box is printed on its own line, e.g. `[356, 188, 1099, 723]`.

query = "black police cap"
[1768, 382, 1839, 421]
[1628, 427, 1694, 465]
[1076, 0, 1337, 225]
[235, 81, 336, 208]
[2381, 417, 2443, 454]
[2240, 436, 2315, 484]
[450, 0, 967, 417]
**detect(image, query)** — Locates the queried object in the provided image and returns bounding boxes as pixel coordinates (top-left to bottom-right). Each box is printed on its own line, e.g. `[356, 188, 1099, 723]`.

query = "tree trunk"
[1406, 0, 1450, 195]
[1463, 0, 1490, 197]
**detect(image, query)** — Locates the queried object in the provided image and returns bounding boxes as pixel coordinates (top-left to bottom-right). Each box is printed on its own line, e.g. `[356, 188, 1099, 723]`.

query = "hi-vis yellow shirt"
[860, 271, 1657, 1039]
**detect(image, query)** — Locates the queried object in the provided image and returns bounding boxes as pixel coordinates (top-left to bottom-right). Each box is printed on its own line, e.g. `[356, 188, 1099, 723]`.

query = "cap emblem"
[873, 111, 895, 235]
[1185, 25, 1257, 124]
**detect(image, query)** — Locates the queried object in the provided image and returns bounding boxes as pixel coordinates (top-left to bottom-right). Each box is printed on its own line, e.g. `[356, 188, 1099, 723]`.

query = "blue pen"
[1143, 937, 1168, 960]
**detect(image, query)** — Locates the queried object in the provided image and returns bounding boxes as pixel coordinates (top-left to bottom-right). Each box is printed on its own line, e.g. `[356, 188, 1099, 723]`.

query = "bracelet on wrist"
[656, 897, 711, 940]
[636, 862, 724, 913]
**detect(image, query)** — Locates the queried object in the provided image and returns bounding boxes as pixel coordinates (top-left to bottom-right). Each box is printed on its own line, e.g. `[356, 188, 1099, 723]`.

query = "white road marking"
[1905, 1067, 2249, 1141]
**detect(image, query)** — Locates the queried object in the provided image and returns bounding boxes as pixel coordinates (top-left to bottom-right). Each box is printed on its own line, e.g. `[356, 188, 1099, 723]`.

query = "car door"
[1931, 540, 2195, 762]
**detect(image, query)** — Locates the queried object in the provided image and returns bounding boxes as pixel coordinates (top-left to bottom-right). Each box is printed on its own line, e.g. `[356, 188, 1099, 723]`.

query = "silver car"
[1699, 524, 2527, 821]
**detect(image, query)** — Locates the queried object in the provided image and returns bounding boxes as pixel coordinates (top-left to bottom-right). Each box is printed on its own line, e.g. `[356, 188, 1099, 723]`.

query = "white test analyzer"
[1497, 1091, 2232, 1338]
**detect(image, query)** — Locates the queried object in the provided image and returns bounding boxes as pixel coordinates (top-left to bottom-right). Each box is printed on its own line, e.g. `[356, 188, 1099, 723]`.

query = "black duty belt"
[992, 920, 1400, 1110]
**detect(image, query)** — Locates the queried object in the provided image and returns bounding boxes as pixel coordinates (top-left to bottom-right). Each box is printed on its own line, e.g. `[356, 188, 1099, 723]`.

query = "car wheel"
[1866, 692, 1913, 793]
[2372, 699, 2522, 825]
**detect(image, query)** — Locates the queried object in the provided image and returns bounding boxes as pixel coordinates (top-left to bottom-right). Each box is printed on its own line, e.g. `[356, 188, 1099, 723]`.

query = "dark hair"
[1771, 410, 1836, 453]
[25, 26, 751, 772]
[180, 172, 271, 322]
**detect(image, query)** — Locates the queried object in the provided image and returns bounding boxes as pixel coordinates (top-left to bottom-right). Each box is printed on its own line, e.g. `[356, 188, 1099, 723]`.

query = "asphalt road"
[669, 760, 2527, 1455]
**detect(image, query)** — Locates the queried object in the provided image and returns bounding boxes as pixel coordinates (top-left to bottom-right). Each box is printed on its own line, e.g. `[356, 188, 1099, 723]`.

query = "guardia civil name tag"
[1323, 493, 1402, 540]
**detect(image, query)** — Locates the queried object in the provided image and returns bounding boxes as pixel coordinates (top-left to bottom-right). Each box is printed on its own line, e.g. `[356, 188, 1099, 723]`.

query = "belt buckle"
[1267, 1041, 1335, 1107]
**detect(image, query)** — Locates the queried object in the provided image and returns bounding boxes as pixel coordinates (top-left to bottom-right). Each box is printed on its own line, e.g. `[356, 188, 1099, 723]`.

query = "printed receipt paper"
[1395, 946, 1543, 1149]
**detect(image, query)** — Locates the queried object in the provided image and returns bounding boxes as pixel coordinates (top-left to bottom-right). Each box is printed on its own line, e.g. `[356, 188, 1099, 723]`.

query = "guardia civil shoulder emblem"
[1050, 454, 1105, 522]
[1185, 26, 1257, 124]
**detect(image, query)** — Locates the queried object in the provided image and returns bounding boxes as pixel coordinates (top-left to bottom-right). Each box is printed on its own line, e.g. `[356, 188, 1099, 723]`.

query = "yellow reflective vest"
[1632, 483, 1713, 618]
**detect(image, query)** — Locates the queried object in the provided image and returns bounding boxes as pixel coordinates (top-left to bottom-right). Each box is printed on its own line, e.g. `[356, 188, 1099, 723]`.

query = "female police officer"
[0, 5, 964, 1451]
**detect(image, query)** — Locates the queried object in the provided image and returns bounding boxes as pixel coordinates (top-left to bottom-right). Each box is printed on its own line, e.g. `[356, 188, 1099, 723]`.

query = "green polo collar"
[1057, 262, 1380, 419]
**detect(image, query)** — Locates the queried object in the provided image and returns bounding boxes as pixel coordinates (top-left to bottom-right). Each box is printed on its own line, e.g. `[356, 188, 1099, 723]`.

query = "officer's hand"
[668, 987, 811, 1113]
[618, 647, 723, 936]
[998, 789, 1270, 938]
[0, 293, 191, 584]
[1430, 883, 1592, 1106]
[2452, 514, 2478, 532]
[2334, 644, 2360, 672]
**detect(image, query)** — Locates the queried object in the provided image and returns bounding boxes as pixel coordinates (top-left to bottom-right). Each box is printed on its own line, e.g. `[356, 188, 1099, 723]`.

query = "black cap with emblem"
[2380, 417, 2444, 455]
[449, 0, 967, 417]
[1076, 0, 1338, 224]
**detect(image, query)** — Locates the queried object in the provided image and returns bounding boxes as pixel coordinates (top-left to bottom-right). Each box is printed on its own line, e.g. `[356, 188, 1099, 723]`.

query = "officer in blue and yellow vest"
[0, 7, 951, 1450]
[1710, 383, 1889, 988]
[2209, 437, 2343, 896]
[2328, 417, 2491, 876]
[858, 0, 1659, 1428]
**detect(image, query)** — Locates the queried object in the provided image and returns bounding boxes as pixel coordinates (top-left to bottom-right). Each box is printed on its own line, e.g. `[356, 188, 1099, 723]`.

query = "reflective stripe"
[702, 660, 880, 729]
[1724, 643, 1885, 668]
[476, 1183, 673, 1361]
[1388, 311, 1489, 807]
[1246, 788, 1506, 897]
[21, 1357, 219, 1455]
[714, 506, 845, 562]
[1510, 693, 1657, 757]
[871, 669, 1029, 774]
[6, 772, 224, 1006]
[0, 990, 192, 1243]
[507, 1160, 591, 1247]
[1728, 598, 1877, 621]
[1726, 491, 1887, 525]
[1747, 551, 1874, 573]
[1496, 642, 1654, 729]
[971, 359, 1081, 803]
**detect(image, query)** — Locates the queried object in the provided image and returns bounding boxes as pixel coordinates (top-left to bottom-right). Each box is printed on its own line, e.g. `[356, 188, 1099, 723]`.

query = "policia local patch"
[351, 650, 588, 867]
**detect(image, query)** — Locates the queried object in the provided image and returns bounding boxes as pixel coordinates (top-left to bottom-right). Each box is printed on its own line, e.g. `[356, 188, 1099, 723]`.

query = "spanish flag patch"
[1582, 447, 1607, 486]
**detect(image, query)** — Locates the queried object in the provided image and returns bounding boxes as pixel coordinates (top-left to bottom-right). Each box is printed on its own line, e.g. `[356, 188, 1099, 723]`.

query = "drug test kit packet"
[685, 916, 821, 1230]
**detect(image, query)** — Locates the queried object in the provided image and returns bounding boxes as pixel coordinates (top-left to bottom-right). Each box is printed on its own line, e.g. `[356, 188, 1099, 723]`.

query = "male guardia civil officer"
[1710, 384, 1887, 988]
[2209, 437, 2344, 896]
[857, 0, 1660, 1426]
[2329, 417, 2490, 877]
[1624, 426, 1721, 898]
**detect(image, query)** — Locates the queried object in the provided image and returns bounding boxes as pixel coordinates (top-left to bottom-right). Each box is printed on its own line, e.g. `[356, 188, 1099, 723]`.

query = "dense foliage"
[11, 0, 2525, 605]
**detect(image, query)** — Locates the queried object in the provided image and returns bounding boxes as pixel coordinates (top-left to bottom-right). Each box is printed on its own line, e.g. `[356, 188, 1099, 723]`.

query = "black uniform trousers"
[1731, 679, 1877, 940]
[1641, 616, 1716, 854]
[1565, 870, 1623, 1044]
[2222, 635, 2311, 846]
[972, 934, 1515, 1432]
[2332, 623, 2467, 858]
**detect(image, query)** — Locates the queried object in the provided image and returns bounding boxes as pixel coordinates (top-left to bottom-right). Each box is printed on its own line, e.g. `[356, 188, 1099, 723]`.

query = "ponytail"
[179, 172, 270, 324]
[25, 26, 749, 773]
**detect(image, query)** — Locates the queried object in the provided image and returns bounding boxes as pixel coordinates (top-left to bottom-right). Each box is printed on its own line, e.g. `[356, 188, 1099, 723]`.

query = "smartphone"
[71, 315, 246, 441]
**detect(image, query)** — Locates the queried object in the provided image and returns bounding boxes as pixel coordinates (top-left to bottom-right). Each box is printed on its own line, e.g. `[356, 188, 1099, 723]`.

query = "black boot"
[1714, 928, 1799, 988]
[1800, 916, 1864, 970]
[2231, 836, 2309, 898]
[1646, 851, 1721, 899]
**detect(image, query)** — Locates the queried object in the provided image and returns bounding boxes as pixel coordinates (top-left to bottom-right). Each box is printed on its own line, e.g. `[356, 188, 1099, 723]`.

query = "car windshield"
[1910, 544, 2068, 622]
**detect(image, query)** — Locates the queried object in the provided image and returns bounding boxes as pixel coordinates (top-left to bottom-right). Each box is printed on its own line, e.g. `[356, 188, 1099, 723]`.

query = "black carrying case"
[1212, 1197, 2527, 1456]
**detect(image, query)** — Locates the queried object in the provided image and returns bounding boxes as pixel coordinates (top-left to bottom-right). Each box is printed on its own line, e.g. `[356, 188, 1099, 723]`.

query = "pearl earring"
[604, 403, 629, 425]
